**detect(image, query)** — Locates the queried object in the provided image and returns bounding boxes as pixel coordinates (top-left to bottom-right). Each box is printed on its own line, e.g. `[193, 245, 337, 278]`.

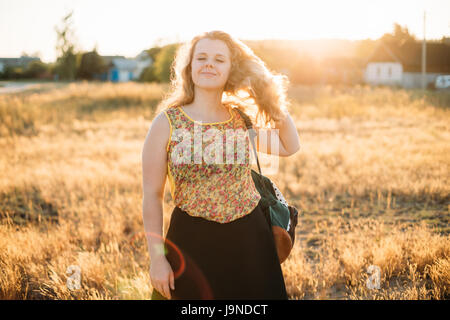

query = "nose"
[202, 63, 215, 74]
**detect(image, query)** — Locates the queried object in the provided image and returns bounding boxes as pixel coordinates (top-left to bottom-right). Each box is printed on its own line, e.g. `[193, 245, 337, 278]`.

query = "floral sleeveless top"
[163, 105, 261, 223]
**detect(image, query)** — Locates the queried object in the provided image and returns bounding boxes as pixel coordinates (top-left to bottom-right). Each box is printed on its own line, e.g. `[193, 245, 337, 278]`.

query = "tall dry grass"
[0, 82, 449, 299]
[0, 81, 167, 137]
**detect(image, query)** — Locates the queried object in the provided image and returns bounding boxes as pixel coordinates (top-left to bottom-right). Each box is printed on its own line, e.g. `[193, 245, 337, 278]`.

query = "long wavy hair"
[156, 30, 291, 128]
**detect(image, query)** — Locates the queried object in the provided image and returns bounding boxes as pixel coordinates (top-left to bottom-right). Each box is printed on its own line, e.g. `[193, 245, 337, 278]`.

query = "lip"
[201, 72, 216, 76]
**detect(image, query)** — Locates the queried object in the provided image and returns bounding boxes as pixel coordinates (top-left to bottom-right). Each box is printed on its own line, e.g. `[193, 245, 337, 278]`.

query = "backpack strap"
[234, 108, 262, 175]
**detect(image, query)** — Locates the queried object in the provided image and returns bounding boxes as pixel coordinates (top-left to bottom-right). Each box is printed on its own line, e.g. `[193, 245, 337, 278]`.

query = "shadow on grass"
[287, 188, 450, 235]
[0, 185, 59, 227]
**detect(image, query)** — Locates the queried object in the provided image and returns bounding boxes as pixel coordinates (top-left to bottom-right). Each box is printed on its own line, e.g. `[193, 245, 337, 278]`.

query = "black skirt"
[151, 199, 288, 300]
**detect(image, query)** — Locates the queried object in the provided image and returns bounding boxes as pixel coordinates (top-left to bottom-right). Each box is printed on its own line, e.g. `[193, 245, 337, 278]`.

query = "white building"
[99, 51, 152, 82]
[0, 56, 41, 73]
[363, 41, 449, 89]
[363, 42, 403, 86]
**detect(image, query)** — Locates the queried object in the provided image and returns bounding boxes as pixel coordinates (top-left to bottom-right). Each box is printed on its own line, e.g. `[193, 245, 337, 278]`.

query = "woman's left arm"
[254, 112, 300, 157]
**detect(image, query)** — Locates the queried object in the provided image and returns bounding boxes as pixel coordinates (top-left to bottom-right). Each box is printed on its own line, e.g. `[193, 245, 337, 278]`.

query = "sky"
[0, 0, 449, 63]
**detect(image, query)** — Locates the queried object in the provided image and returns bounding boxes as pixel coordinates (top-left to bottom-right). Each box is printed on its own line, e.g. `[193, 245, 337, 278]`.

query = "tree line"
[1, 13, 448, 85]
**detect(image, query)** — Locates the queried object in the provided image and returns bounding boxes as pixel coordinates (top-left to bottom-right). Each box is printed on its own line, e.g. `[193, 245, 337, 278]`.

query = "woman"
[142, 30, 300, 300]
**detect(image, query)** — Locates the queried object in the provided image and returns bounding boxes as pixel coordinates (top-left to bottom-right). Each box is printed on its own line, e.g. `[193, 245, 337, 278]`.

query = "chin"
[195, 81, 225, 90]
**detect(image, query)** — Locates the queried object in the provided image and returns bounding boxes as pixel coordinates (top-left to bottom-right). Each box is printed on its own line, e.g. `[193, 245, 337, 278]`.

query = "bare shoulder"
[143, 110, 171, 152]
[151, 110, 171, 133]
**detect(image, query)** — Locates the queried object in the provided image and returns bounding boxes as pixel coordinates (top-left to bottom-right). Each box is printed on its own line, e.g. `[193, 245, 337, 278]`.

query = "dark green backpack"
[235, 108, 299, 263]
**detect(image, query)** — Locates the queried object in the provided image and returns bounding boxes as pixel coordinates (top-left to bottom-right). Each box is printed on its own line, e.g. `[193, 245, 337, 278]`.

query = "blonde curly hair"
[157, 30, 291, 128]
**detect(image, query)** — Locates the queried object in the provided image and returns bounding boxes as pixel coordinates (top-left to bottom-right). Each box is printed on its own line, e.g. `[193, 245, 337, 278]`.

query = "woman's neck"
[188, 87, 226, 114]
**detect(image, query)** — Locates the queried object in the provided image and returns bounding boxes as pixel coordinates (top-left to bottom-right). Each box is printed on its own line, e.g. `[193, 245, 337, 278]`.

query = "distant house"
[95, 50, 152, 82]
[363, 41, 450, 88]
[0, 56, 41, 73]
[363, 42, 403, 86]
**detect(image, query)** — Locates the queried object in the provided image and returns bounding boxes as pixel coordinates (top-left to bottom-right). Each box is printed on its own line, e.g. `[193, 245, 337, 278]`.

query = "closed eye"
[197, 58, 224, 62]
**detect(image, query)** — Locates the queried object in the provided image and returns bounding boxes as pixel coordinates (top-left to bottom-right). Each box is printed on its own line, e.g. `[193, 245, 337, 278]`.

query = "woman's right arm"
[141, 111, 174, 299]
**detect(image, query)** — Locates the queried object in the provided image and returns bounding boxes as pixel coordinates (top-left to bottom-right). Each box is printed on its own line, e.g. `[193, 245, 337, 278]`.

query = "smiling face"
[191, 38, 232, 90]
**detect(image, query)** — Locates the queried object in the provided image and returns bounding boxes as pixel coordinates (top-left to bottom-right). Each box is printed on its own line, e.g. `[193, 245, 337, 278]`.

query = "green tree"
[24, 60, 50, 78]
[139, 46, 161, 82]
[380, 23, 417, 46]
[139, 65, 158, 82]
[153, 44, 179, 82]
[77, 49, 106, 80]
[147, 46, 162, 61]
[0, 65, 24, 80]
[54, 10, 77, 80]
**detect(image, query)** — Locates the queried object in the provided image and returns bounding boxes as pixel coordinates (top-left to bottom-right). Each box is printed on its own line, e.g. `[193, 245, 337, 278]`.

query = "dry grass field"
[0, 81, 449, 299]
